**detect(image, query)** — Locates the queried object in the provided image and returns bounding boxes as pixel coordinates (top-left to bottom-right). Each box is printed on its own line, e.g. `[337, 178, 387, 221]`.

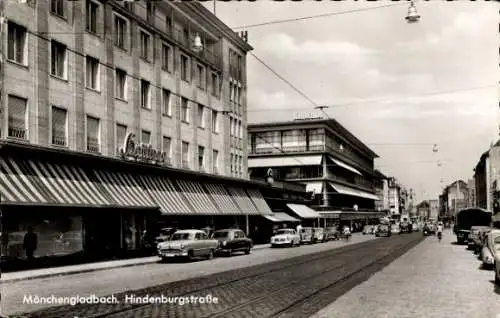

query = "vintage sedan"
[212, 229, 253, 256]
[157, 229, 218, 262]
[271, 229, 301, 247]
[390, 223, 401, 235]
[363, 225, 374, 235]
[300, 227, 314, 244]
[482, 230, 500, 269]
[375, 224, 391, 237]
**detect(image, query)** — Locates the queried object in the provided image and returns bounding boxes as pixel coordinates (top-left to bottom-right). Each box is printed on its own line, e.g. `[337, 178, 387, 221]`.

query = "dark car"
[375, 224, 391, 237]
[212, 229, 253, 256]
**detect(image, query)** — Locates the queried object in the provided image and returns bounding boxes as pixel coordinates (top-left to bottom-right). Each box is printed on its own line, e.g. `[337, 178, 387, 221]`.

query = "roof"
[248, 119, 378, 159]
[373, 169, 387, 179]
[175, 229, 204, 233]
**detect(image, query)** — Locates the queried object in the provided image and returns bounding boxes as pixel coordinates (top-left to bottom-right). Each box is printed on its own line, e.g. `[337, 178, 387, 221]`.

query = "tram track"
[21, 234, 423, 318]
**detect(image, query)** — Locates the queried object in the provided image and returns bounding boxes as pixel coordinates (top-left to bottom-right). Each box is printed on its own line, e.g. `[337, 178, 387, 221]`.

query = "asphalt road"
[3, 233, 377, 316]
[13, 233, 424, 318]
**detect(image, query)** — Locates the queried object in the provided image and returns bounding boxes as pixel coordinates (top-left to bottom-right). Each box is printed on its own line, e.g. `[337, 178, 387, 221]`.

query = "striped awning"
[0, 157, 49, 204]
[26, 159, 111, 206]
[287, 203, 321, 219]
[93, 170, 156, 208]
[227, 186, 260, 215]
[246, 188, 273, 215]
[140, 175, 192, 214]
[204, 183, 242, 215]
[329, 182, 379, 200]
[177, 180, 219, 215]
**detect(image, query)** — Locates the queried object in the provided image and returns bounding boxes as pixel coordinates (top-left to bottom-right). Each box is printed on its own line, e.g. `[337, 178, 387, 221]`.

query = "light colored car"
[300, 227, 314, 244]
[412, 223, 419, 232]
[493, 235, 500, 285]
[390, 224, 401, 235]
[157, 229, 218, 261]
[363, 225, 373, 235]
[271, 229, 301, 247]
[481, 230, 500, 268]
[313, 228, 325, 242]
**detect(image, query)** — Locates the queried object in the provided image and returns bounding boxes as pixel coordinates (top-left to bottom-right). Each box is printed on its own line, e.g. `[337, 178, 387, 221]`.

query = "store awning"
[329, 182, 379, 200]
[287, 203, 322, 219]
[25, 158, 111, 206]
[248, 155, 322, 168]
[227, 186, 260, 215]
[329, 156, 362, 176]
[263, 212, 300, 223]
[246, 188, 273, 215]
[0, 157, 50, 204]
[177, 180, 220, 215]
[93, 170, 156, 208]
[139, 175, 192, 214]
[305, 182, 323, 194]
[204, 183, 242, 215]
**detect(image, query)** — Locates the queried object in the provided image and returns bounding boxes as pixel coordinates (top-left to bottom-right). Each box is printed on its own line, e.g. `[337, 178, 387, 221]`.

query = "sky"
[203, 1, 499, 203]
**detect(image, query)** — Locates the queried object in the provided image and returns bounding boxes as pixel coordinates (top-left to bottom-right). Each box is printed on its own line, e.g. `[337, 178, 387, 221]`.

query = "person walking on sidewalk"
[23, 226, 38, 260]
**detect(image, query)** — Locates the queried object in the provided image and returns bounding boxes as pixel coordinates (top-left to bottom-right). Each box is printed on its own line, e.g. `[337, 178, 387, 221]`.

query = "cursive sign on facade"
[119, 132, 168, 165]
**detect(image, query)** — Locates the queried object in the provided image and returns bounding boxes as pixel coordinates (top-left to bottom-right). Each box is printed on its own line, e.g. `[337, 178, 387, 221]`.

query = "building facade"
[0, 1, 281, 263]
[428, 199, 439, 220]
[374, 170, 390, 213]
[474, 151, 490, 210]
[467, 178, 476, 207]
[247, 117, 383, 223]
[440, 180, 468, 219]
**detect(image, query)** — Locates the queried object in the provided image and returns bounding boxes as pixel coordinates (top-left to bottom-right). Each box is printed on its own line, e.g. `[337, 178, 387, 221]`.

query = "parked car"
[390, 224, 401, 235]
[212, 229, 252, 256]
[475, 227, 492, 255]
[324, 227, 339, 241]
[154, 227, 176, 245]
[375, 224, 391, 237]
[494, 235, 500, 285]
[157, 229, 218, 262]
[400, 222, 411, 233]
[312, 228, 325, 243]
[300, 227, 314, 244]
[412, 223, 420, 232]
[271, 229, 301, 247]
[363, 225, 374, 235]
[481, 230, 500, 269]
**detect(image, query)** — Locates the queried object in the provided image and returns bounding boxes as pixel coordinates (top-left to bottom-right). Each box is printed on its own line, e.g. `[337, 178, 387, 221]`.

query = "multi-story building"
[247, 117, 384, 224]
[428, 199, 439, 220]
[0, 1, 277, 261]
[388, 177, 401, 215]
[474, 141, 500, 212]
[416, 201, 430, 219]
[467, 178, 476, 207]
[440, 180, 468, 220]
[374, 170, 390, 213]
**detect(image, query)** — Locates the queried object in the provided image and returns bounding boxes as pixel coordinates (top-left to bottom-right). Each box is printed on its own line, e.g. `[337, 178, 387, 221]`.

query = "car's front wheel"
[245, 247, 250, 254]
[207, 249, 214, 260]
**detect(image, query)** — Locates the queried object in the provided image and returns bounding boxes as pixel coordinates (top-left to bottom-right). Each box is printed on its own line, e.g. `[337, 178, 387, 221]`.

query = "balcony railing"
[87, 137, 100, 153]
[8, 126, 27, 140]
[250, 145, 324, 155]
[52, 135, 67, 146]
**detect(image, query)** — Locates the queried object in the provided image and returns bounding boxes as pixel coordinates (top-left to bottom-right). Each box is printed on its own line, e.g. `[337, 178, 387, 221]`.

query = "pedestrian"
[23, 226, 38, 261]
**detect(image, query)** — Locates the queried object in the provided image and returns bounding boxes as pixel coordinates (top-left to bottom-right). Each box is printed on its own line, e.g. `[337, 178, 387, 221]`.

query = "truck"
[454, 208, 492, 245]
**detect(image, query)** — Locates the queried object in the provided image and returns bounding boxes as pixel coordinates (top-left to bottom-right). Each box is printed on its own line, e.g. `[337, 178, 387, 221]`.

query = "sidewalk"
[2, 244, 269, 283]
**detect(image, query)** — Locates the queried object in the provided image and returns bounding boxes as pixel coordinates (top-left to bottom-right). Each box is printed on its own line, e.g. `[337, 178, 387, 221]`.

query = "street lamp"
[405, 1, 421, 23]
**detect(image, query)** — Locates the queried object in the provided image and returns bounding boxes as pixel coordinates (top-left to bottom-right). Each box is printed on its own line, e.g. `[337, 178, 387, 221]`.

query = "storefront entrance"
[83, 211, 121, 260]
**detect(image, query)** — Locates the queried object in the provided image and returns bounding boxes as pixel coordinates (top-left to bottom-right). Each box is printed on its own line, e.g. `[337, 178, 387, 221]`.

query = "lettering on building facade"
[119, 132, 169, 165]
[292, 112, 324, 121]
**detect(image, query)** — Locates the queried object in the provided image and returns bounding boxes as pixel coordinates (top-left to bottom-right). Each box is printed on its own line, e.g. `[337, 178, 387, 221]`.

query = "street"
[13, 233, 422, 318]
[311, 230, 500, 318]
[2, 233, 377, 316]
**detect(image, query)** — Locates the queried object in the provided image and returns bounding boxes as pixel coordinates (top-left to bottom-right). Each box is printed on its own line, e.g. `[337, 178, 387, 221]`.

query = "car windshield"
[159, 229, 171, 236]
[379, 225, 389, 230]
[276, 230, 293, 235]
[170, 233, 191, 241]
[213, 231, 230, 238]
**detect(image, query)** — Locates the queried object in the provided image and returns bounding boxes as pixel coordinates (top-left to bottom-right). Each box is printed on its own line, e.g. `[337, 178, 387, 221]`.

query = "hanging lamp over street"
[405, 1, 421, 23]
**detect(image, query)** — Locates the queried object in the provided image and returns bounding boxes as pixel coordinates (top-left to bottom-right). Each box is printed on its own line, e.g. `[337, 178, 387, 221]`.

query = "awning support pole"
[245, 215, 249, 236]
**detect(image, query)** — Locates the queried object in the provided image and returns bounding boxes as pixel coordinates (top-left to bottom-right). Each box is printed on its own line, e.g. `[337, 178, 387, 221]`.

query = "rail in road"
[20, 233, 424, 318]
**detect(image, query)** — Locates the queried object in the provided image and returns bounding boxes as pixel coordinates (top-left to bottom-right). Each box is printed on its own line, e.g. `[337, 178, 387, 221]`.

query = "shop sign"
[120, 132, 168, 165]
[293, 112, 324, 121]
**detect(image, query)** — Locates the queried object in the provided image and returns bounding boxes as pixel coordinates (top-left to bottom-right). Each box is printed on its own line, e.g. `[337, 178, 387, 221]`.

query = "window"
[140, 80, 150, 109]
[50, 40, 67, 79]
[146, 2, 154, 21]
[86, 56, 100, 90]
[197, 64, 205, 89]
[181, 97, 189, 122]
[308, 128, 325, 150]
[230, 154, 234, 173]
[162, 136, 171, 158]
[282, 130, 307, 152]
[239, 156, 243, 175]
[116, 124, 127, 153]
[198, 104, 205, 128]
[7, 95, 28, 140]
[141, 130, 151, 144]
[211, 73, 219, 97]
[181, 55, 189, 82]
[255, 131, 281, 154]
[198, 146, 205, 171]
[115, 69, 127, 100]
[50, 0, 64, 16]
[229, 84, 234, 102]
[236, 87, 241, 105]
[230, 118, 235, 136]
[86, 116, 100, 152]
[212, 150, 219, 173]
[7, 22, 27, 65]
[161, 44, 172, 71]
[166, 17, 172, 33]
[162, 89, 171, 116]
[182, 141, 189, 168]
[51, 106, 67, 146]
[114, 14, 127, 49]
[238, 120, 243, 138]
[211, 110, 219, 132]
[86, 0, 98, 34]
[140, 30, 150, 61]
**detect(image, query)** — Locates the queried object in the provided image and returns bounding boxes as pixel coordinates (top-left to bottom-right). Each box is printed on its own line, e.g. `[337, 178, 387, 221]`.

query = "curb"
[2, 245, 270, 283]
